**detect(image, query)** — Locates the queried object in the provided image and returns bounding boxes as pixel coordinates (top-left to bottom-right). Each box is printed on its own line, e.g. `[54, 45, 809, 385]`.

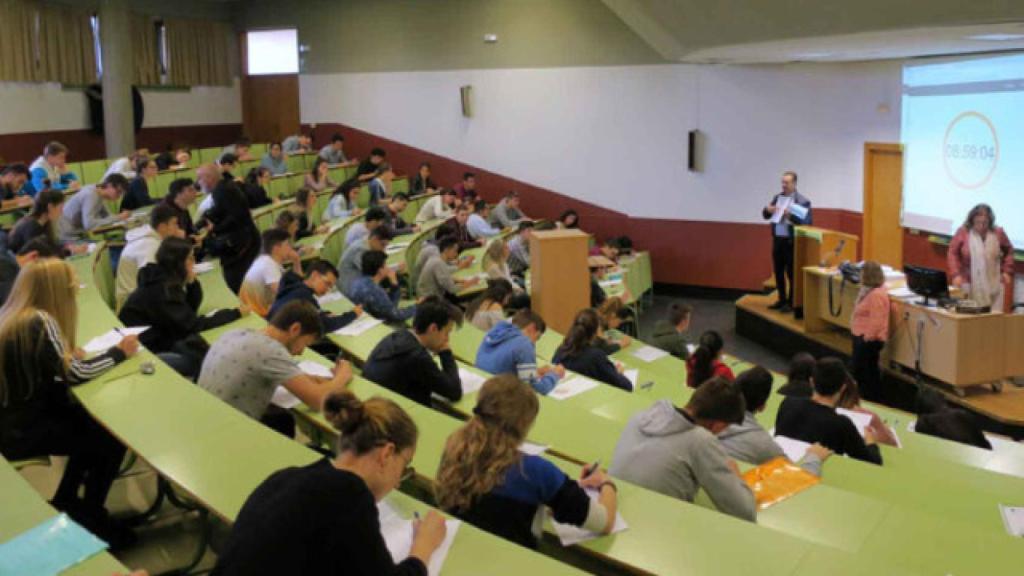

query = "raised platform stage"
[736, 293, 1024, 435]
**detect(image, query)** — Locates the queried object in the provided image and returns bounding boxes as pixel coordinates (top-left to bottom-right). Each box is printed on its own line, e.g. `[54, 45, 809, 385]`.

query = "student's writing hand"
[332, 359, 353, 385]
[615, 361, 625, 374]
[117, 335, 140, 357]
[618, 334, 633, 348]
[352, 305, 364, 317]
[464, 276, 481, 287]
[396, 261, 408, 273]
[578, 467, 608, 489]
[118, 210, 132, 221]
[73, 347, 86, 360]
[806, 443, 833, 463]
[863, 427, 877, 446]
[411, 510, 447, 561]
[237, 302, 251, 317]
[315, 224, 330, 235]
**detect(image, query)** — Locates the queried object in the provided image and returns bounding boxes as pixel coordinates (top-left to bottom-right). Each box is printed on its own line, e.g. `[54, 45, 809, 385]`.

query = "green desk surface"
[0, 457, 128, 575]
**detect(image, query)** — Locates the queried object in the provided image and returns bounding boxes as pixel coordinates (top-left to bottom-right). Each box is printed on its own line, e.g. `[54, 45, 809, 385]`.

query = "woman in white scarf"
[948, 204, 1015, 310]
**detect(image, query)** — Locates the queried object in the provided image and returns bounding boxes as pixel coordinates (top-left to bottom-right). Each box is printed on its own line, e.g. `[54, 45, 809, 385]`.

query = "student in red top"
[850, 261, 890, 403]
[686, 330, 734, 388]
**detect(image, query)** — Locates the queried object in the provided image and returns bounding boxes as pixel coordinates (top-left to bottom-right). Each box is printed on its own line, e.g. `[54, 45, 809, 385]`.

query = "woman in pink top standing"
[850, 261, 889, 402]
[947, 204, 1014, 311]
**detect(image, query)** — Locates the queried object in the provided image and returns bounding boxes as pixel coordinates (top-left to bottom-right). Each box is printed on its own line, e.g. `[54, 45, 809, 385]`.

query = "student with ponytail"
[436, 375, 618, 548]
[553, 308, 632, 391]
[214, 390, 447, 576]
[686, 330, 734, 388]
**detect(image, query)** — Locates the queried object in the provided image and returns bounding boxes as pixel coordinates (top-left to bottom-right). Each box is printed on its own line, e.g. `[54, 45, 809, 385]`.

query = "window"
[90, 14, 102, 78]
[246, 29, 299, 75]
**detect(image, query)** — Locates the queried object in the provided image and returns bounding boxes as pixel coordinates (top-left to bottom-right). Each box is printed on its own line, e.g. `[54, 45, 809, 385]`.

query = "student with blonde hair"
[0, 259, 139, 546]
[214, 389, 447, 575]
[436, 375, 617, 548]
[850, 260, 890, 402]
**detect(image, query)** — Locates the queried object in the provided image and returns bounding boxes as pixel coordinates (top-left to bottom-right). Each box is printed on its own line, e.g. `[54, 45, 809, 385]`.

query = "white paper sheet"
[82, 326, 149, 354]
[770, 196, 792, 224]
[519, 442, 549, 456]
[686, 343, 698, 355]
[193, 261, 215, 274]
[1000, 505, 1024, 538]
[333, 315, 382, 336]
[548, 376, 600, 401]
[774, 435, 811, 463]
[378, 501, 460, 576]
[888, 426, 903, 448]
[457, 367, 487, 396]
[632, 345, 668, 363]
[836, 408, 873, 437]
[297, 360, 333, 379]
[270, 386, 301, 409]
[551, 487, 628, 546]
[623, 369, 639, 390]
[888, 286, 916, 299]
[317, 291, 345, 306]
[85, 243, 98, 254]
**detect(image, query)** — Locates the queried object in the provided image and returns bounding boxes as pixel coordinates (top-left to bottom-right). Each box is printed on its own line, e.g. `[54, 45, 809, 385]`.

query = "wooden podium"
[793, 226, 859, 312]
[530, 229, 590, 333]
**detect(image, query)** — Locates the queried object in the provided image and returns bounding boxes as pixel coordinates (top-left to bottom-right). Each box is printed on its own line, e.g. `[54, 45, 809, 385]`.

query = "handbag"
[829, 261, 862, 317]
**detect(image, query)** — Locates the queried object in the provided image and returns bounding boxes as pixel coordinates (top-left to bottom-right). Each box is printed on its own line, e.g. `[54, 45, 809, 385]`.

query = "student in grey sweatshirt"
[718, 366, 831, 476]
[609, 376, 757, 522]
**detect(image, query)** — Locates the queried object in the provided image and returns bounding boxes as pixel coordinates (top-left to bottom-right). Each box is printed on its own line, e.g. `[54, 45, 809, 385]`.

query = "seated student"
[218, 153, 241, 182]
[281, 132, 312, 154]
[476, 309, 564, 395]
[292, 187, 327, 240]
[8, 189, 71, 256]
[913, 387, 993, 450]
[275, 210, 301, 244]
[482, 238, 525, 295]
[305, 157, 338, 194]
[505, 221, 534, 279]
[242, 166, 273, 209]
[27, 141, 80, 196]
[837, 374, 899, 447]
[610, 377, 756, 522]
[466, 279, 514, 331]
[119, 237, 246, 379]
[649, 302, 692, 360]
[0, 259, 140, 546]
[590, 237, 620, 261]
[163, 178, 199, 240]
[0, 237, 60, 305]
[587, 255, 633, 308]
[324, 180, 364, 221]
[356, 147, 387, 182]
[467, 200, 501, 240]
[220, 137, 254, 163]
[452, 171, 477, 201]
[0, 163, 30, 200]
[777, 352, 816, 397]
[154, 147, 191, 171]
[412, 161, 437, 195]
[58, 174, 130, 243]
[775, 357, 883, 465]
[416, 236, 481, 301]
[121, 156, 157, 211]
[362, 296, 464, 406]
[199, 301, 353, 438]
[718, 366, 831, 475]
[595, 298, 633, 355]
[268, 259, 359, 333]
[349, 250, 417, 324]
[436, 375, 617, 548]
[557, 209, 579, 229]
[383, 192, 416, 235]
[552, 308, 632, 391]
[318, 133, 352, 166]
[260, 142, 288, 176]
[436, 203, 482, 250]
[489, 190, 527, 229]
[240, 229, 301, 318]
[213, 388, 447, 576]
[346, 205, 388, 247]
[103, 149, 145, 180]
[686, 330, 735, 388]
[115, 204, 185, 310]
[367, 163, 394, 207]
[338, 226, 395, 296]
[415, 187, 456, 224]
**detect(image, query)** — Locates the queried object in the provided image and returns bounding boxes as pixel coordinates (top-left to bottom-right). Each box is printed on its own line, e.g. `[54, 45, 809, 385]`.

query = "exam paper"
[333, 315, 382, 337]
[623, 369, 639, 390]
[632, 345, 668, 363]
[457, 367, 487, 396]
[774, 436, 811, 463]
[1000, 505, 1024, 538]
[378, 501, 460, 576]
[297, 360, 334, 379]
[193, 261, 215, 274]
[888, 286, 916, 299]
[548, 376, 600, 400]
[551, 488, 628, 546]
[270, 386, 301, 410]
[317, 291, 346, 306]
[770, 196, 792, 224]
[82, 326, 149, 354]
[519, 442, 549, 456]
[836, 408, 873, 438]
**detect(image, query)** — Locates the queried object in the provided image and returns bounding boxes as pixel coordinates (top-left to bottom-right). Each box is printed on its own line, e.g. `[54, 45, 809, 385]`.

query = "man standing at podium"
[762, 171, 812, 313]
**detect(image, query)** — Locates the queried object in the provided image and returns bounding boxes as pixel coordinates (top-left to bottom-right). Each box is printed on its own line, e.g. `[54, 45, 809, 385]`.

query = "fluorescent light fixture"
[791, 51, 835, 60]
[965, 33, 1024, 41]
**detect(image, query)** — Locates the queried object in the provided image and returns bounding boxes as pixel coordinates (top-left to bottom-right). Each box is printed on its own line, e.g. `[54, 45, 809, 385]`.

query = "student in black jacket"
[242, 166, 273, 209]
[8, 189, 67, 256]
[267, 259, 359, 333]
[205, 178, 260, 293]
[118, 237, 245, 378]
[121, 157, 157, 211]
[775, 357, 883, 465]
[362, 297, 463, 407]
[213, 389, 448, 576]
[553, 308, 632, 391]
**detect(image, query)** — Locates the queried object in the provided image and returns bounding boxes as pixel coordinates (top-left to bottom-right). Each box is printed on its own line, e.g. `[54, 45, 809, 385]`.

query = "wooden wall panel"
[242, 74, 300, 144]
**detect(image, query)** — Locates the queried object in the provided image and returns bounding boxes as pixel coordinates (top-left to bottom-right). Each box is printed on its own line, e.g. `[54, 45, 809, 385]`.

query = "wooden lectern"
[530, 229, 590, 333]
[792, 226, 859, 313]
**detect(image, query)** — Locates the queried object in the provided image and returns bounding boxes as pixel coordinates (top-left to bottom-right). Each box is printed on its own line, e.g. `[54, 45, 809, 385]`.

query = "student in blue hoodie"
[348, 250, 417, 324]
[267, 259, 360, 333]
[476, 309, 564, 395]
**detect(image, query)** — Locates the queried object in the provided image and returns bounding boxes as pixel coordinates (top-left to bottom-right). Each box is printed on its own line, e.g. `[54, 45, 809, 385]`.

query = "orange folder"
[742, 457, 820, 510]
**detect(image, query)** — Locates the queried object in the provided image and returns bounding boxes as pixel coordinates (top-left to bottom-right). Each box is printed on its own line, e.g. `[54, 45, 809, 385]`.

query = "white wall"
[0, 79, 241, 134]
[300, 61, 902, 221]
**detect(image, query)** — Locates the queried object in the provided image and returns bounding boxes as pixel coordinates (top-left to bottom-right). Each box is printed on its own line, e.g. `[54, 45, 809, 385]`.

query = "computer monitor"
[903, 265, 949, 306]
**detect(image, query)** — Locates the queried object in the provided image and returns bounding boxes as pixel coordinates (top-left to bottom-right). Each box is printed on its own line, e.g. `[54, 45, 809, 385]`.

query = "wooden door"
[239, 32, 300, 143]
[863, 143, 903, 268]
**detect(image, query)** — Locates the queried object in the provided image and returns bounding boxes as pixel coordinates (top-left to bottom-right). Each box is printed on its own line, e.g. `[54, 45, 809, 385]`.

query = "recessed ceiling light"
[965, 33, 1024, 41]
[791, 51, 835, 60]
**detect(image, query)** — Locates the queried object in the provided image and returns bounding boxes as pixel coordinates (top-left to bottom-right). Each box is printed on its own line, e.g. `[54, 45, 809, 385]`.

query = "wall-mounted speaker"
[460, 85, 473, 118]
[688, 129, 702, 172]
